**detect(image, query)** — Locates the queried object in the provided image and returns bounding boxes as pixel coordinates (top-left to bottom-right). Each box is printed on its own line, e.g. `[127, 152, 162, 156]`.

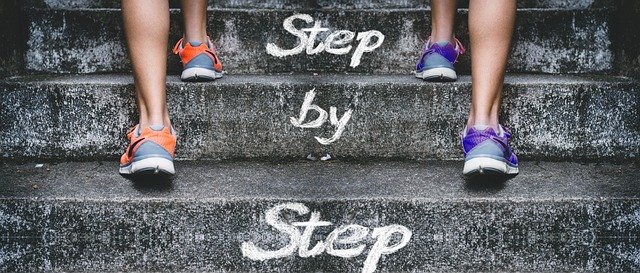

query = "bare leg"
[467, 0, 516, 129]
[430, 0, 457, 43]
[181, 0, 208, 44]
[122, 0, 171, 128]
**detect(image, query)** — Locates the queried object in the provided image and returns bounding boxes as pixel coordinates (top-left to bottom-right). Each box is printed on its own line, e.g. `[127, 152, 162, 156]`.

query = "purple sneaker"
[415, 37, 465, 81]
[461, 125, 519, 175]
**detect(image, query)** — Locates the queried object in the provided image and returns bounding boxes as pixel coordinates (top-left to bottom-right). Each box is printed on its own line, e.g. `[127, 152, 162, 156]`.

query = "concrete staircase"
[1, 0, 639, 272]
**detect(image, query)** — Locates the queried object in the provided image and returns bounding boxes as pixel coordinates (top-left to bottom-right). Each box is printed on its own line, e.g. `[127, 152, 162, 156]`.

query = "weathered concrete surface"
[1, 161, 639, 199]
[319, 0, 613, 9]
[24, 8, 613, 74]
[24, 0, 310, 9]
[0, 161, 639, 272]
[0, 0, 27, 78]
[211, 0, 312, 9]
[0, 74, 637, 161]
[24, 0, 613, 9]
[613, 0, 640, 79]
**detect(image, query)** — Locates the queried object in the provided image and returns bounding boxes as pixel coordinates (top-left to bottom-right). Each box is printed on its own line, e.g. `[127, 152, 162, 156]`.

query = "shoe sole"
[415, 67, 457, 82]
[463, 157, 519, 176]
[181, 67, 224, 82]
[119, 157, 175, 175]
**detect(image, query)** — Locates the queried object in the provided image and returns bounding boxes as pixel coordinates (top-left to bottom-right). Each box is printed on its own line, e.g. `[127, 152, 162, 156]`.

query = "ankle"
[139, 116, 171, 129]
[466, 117, 499, 130]
[183, 33, 208, 45]
[429, 33, 455, 44]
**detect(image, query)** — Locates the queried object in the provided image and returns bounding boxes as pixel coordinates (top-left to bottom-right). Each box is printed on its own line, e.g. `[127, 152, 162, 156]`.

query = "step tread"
[2, 73, 635, 86]
[28, 7, 613, 11]
[2, 161, 638, 201]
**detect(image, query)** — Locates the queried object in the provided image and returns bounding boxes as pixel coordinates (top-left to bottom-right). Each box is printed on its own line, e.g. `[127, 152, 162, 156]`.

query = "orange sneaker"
[119, 125, 177, 175]
[173, 37, 223, 82]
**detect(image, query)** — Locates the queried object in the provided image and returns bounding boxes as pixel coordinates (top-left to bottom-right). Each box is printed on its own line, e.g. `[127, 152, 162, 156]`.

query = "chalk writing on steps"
[241, 202, 412, 273]
[290, 89, 353, 145]
[266, 13, 385, 68]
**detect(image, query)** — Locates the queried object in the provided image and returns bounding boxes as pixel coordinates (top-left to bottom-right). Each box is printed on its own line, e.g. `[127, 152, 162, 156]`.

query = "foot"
[119, 125, 177, 175]
[173, 37, 223, 82]
[461, 125, 519, 176]
[415, 37, 464, 82]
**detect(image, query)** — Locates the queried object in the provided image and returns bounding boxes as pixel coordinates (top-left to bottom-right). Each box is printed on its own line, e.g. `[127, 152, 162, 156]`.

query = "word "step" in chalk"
[266, 13, 385, 68]
[241, 203, 412, 273]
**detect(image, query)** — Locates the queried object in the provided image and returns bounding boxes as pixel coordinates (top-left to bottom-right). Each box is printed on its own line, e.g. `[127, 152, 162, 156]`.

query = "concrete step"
[25, 0, 614, 9]
[0, 74, 637, 161]
[1, 160, 638, 272]
[25, 8, 613, 74]
[322, 0, 614, 9]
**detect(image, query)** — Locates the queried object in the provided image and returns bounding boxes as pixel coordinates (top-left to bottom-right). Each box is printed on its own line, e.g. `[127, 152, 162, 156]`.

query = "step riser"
[26, 0, 612, 9]
[1, 76, 637, 160]
[2, 200, 638, 272]
[0, 0, 26, 78]
[25, 9, 613, 74]
[613, 1, 640, 79]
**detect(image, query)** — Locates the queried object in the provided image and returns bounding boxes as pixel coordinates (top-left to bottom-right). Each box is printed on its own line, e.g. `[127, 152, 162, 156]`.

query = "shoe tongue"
[188, 41, 202, 47]
[435, 41, 450, 47]
[473, 124, 490, 131]
[149, 124, 165, 131]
